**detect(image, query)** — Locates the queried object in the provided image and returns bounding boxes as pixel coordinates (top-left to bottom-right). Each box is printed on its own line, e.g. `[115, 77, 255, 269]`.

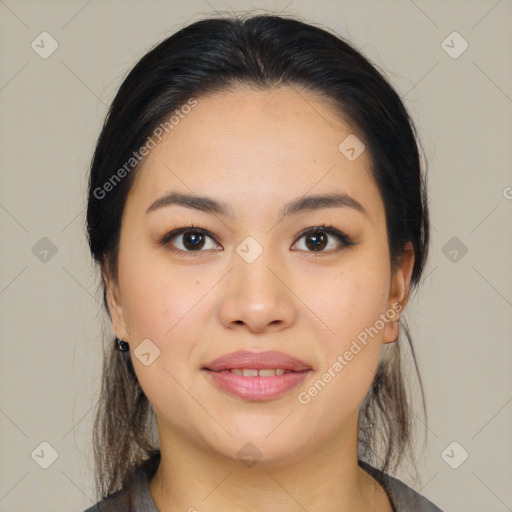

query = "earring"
[116, 338, 129, 352]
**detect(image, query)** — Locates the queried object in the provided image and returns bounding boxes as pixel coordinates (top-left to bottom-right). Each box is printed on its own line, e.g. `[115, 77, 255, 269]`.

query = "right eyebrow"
[146, 192, 234, 218]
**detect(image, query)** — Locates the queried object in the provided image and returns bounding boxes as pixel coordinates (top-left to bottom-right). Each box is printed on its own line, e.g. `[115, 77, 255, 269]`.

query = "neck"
[149, 419, 392, 512]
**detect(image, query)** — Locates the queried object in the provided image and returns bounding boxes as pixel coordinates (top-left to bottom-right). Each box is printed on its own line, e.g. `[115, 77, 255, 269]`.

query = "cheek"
[116, 232, 196, 338]
[296, 263, 390, 423]
[117, 251, 208, 417]
[311, 257, 391, 349]
[116, 243, 218, 399]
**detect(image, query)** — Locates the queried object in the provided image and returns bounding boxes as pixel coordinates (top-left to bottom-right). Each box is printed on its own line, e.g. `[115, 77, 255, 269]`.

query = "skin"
[105, 86, 415, 512]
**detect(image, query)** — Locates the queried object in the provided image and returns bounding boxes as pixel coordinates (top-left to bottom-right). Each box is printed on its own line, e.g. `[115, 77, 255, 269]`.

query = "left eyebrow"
[145, 191, 368, 219]
[279, 192, 368, 219]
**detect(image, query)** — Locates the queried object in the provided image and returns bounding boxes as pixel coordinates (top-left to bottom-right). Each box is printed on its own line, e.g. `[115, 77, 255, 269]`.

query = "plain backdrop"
[0, 1, 511, 511]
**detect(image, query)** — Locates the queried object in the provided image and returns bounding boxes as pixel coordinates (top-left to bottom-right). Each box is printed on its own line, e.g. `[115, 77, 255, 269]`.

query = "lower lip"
[206, 370, 309, 401]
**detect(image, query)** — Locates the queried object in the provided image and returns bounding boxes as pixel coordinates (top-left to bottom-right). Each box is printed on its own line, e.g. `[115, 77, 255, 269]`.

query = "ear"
[102, 268, 130, 341]
[383, 241, 415, 344]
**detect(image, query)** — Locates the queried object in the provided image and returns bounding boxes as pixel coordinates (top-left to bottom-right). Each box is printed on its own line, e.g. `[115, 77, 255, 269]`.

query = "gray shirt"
[83, 453, 443, 511]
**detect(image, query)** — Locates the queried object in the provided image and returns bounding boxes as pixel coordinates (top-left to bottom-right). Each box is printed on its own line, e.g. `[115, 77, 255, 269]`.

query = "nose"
[217, 249, 297, 334]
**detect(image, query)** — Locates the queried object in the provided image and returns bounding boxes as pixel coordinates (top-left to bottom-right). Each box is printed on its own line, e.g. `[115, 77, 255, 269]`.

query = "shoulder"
[81, 452, 161, 512]
[359, 460, 444, 512]
[81, 488, 131, 512]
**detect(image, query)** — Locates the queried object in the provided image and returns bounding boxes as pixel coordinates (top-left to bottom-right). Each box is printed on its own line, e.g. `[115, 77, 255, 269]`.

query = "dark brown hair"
[86, 12, 429, 500]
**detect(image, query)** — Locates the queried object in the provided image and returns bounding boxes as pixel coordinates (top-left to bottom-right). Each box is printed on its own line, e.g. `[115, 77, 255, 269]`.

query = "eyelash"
[159, 223, 357, 257]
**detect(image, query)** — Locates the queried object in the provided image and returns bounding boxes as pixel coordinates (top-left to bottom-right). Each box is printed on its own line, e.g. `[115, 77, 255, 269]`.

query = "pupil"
[181, 230, 329, 252]
[184, 231, 204, 250]
[306, 231, 327, 251]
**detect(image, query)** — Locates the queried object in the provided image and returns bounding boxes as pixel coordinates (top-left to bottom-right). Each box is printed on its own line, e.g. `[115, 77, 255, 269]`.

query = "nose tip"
[218, 260, 297, 333]
[232, 316, 286, 332]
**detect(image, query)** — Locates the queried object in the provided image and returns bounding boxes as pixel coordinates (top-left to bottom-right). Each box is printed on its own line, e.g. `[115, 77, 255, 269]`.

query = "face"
[106, 86, 413, 465]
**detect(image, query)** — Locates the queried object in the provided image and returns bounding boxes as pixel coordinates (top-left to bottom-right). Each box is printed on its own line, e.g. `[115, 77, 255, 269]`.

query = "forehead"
[125, 86, 382, 221]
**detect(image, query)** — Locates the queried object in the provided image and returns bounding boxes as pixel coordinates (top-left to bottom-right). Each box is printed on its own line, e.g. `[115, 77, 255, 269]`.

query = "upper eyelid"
[162, 225, 353, 250]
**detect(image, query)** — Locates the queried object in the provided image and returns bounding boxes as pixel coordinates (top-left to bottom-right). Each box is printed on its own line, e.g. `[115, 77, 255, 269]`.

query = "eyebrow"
[145, 191, 368, 219]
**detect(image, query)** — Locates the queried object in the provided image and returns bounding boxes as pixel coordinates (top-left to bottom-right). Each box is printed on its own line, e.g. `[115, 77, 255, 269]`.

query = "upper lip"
[203, 350, 312, 372]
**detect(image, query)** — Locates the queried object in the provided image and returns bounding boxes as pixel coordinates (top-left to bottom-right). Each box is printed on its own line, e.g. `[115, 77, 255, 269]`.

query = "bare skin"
[105, 86, 414, 511]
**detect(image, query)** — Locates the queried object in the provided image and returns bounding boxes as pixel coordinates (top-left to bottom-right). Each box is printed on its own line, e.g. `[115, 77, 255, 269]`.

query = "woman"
[84, 13, 443, 512]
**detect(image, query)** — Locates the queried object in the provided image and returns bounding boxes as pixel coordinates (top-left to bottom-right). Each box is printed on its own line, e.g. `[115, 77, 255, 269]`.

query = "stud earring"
[116, 338, 129, 352]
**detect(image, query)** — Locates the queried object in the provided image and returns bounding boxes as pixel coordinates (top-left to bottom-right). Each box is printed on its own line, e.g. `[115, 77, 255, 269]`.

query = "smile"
[227, 368, 286, 376]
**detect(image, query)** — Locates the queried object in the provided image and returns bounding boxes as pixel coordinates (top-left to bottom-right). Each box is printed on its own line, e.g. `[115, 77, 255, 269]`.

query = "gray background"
[0, 0, 511, 511]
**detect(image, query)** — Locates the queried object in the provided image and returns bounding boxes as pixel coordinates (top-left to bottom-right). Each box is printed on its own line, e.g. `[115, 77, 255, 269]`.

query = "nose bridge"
[218, 237, 296, 332]
[233, 238, 283, 305]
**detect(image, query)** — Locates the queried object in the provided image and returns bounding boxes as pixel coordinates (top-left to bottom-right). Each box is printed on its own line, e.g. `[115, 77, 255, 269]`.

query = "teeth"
[253, 368, 284, 377]
[229, 368, 286, 377]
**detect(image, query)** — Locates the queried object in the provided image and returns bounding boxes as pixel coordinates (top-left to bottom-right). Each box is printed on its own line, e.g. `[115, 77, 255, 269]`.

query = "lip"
[203, 350, 312, 401]
[203, 350, 312, 372]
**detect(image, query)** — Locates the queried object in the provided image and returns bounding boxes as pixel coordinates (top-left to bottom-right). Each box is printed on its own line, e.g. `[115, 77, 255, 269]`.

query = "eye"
[291, 224, 356, 253]
[160, 223, 356, 256]
[160, 225, 221, 255]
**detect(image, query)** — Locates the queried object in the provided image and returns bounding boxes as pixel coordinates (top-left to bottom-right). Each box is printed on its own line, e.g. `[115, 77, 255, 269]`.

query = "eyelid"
[292, 224, 356, 250]
[160, 223, 356, 255]
[159, 225, 221, 253]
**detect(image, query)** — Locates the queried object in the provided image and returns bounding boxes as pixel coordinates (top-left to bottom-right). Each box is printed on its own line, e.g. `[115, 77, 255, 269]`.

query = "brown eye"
[160, 224, 356, 257]
[292, 225, 355, 253]
[181, 231, 206, 250]
[161, 227, 221, 254]
[304, 230, 328, 251]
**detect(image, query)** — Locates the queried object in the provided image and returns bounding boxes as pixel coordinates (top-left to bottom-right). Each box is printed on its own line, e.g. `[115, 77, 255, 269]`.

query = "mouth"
[202, 351, 312, 401]
[217, 368, 291, 376]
